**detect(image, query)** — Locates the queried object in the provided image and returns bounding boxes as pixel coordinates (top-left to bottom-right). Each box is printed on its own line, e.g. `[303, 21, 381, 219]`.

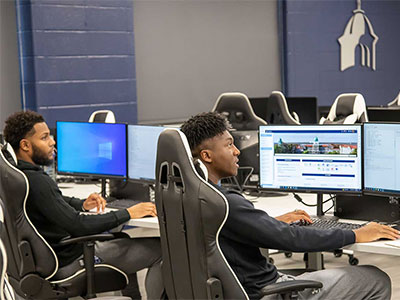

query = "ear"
[199, 149, 212, 164]
[19, 139, 31, 152]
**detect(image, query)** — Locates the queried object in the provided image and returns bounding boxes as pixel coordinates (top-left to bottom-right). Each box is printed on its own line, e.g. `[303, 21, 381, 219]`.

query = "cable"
[292, 193, 317, 207]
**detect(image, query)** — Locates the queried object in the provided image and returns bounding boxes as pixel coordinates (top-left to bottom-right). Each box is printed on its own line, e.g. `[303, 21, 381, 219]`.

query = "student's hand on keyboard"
[127, 202, 157, 219]
[83, 193, 106, 213]
[353, 222, 400, 243]
[276, 209, 313, 224]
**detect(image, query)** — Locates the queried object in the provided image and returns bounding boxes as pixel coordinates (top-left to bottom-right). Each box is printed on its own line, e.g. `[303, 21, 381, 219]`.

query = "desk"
[59, 183, 400, 257]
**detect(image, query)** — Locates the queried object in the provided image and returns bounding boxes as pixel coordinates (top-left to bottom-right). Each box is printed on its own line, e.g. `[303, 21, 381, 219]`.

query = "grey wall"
[0, 0, 22, 130]
[133, 0, 281, 124]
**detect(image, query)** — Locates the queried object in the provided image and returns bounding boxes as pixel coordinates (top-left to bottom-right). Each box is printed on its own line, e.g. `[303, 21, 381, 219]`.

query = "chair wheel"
[284, 252, 292, 258]
[268, 257, 274, 264]
[333, 249, 342, 257]
[349, 257, 359, 265]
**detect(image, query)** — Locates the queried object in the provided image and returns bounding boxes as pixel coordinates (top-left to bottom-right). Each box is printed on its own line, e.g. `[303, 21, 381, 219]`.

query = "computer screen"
[259, 125, 362, 193]
[364, 123, 400, 196]
[367, 107, 400, 122]
[56, 122, 127, 177]
[128, 125, 165, 182]
[249, 97, 318, 124]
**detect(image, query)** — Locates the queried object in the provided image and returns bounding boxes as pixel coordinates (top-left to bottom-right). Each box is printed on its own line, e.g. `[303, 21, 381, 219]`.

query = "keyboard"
[296, 217, 364, 230]
[106, 198, 142, 209]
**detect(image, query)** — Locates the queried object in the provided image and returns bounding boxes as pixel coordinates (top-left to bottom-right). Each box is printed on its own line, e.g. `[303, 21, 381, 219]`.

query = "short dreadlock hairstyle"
[3, 110, 45, 151]
[181, 112, 231, 157]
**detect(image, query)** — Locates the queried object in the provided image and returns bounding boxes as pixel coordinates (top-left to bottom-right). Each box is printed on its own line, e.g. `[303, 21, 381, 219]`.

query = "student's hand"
[353, 222, 400, 242]
[275, 209, 312, 224]
[127, 202, 157, 219]
[83, 193, 106, 213]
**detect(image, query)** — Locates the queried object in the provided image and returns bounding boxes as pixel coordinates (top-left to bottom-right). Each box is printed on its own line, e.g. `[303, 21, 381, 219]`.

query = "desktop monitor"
[249, 97, 318, 124]
[367, 107, 400, 122]
[363, 123, 400, 197]
[259, 125, 362, 193]
[128, 125, 165, 183]
[56, 121, 127, 177]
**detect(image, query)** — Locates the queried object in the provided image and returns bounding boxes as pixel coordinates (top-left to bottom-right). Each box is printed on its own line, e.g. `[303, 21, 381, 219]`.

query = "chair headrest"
[193, 159, 208, 180]
[1, 143, 18, 166]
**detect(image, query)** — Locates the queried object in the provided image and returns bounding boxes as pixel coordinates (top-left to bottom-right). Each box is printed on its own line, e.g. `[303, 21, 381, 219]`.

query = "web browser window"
[259, 125, 362, 192]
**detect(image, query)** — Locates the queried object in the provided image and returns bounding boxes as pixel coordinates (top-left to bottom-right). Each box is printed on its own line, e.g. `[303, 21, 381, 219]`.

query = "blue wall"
[282, 0, 400, 106]
[15, 0, 137, 128]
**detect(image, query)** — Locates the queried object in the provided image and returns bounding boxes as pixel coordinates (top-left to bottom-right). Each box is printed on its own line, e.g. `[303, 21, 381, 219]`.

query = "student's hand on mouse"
[275, 209, 312, 224]
[83, 193, 106, 213]
[127, 202, 157, 219]
[353, 222, 400, 243]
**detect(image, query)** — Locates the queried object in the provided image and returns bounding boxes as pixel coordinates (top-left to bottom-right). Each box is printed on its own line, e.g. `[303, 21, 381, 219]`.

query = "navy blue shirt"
[212, 183, 355, 299]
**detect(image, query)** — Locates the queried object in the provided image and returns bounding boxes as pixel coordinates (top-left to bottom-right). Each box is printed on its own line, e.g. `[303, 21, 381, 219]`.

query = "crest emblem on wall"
[338, 0, 379, 71]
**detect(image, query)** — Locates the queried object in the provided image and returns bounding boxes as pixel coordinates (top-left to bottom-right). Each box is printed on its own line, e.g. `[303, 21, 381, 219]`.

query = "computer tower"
[335, 194, 400, 223]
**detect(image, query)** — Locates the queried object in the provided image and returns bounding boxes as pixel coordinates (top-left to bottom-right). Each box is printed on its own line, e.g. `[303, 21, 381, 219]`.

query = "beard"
[32, 143, 53, 166]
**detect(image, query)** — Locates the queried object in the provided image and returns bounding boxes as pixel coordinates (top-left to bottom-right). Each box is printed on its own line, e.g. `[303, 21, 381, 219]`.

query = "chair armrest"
[260, 280, 322, 296]
[58, 233, 117, 246]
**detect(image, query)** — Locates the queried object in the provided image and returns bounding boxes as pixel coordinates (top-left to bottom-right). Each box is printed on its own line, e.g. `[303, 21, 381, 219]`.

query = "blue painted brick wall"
[15, 0, 137, 127]
[282, 0, 400, 107]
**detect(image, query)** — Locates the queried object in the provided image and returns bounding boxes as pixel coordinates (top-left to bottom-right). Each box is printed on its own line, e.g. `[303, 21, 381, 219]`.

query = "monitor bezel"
[362, 121, 400, 198]
[127, 124, 166, 184]
[56, 121, 128, 179]
[257, 124, 363, 194]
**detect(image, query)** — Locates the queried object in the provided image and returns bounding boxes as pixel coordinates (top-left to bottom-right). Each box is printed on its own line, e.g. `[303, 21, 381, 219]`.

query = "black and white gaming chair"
[88, 110, 116, 123]
[154, 128, 322, 300]
[267, 91, 301, 125]
[388, 91, 400, 107]
[212, 92, 267, 130]
[319, 93, 368, 124]
[0, 143, 129, 299]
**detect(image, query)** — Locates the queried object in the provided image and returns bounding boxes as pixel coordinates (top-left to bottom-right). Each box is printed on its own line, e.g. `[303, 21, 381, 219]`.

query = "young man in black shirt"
[181, 111, 398, 300]
[3, 111, 163, 299]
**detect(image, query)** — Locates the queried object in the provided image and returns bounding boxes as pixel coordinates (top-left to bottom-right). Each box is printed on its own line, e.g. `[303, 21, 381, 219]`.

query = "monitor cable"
[292, 193, 336, 211]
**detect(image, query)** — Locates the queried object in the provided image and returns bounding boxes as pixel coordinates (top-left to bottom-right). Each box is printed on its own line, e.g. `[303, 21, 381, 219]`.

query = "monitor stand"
[101, 178, 107, 198]
[316, 193, 338, 220]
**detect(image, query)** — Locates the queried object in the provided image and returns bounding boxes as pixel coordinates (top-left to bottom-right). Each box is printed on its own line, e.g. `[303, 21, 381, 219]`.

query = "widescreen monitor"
[259, 125, 362, 193]
[364, 123, 400, 196]
[249, 97, 318, 124]
[56, 122, 127, 177]
[128, 125, 165, 182]
[367, 107, 400, 122]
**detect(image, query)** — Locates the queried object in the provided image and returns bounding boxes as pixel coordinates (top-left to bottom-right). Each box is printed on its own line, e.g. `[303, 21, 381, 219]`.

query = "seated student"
[181, 112, 398, 300]
[3, 111, 163, 300]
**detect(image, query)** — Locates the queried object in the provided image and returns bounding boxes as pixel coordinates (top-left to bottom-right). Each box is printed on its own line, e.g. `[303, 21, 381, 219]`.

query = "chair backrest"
[155, 129, 248, 300]
[211, 92, 267, 130]
[388, 91, 400, 107]
[320, 93, 368, 124]
[88, 110, 116, 123]
[0, 144, 58, 289]
[266, 91, 301, 125]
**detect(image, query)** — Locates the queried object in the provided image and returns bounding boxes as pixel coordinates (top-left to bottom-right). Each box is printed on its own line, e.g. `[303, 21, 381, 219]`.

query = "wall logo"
[338, 0, 378, 71]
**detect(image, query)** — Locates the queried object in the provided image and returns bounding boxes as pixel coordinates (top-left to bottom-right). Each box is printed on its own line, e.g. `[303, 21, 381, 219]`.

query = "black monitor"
[259, 125, 362, 193]
[56, 121, 127, 178]
[363, 122, 400, 197]
[286, 97, 318, 124]
[367, 107, 400, 122]
[249, 97, 318, 124]
[128, 125, 165, 183]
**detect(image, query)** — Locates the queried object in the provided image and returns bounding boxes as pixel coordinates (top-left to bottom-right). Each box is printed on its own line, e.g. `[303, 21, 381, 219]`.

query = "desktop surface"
[364, 123, 400, 196]
[259, 125, 362, 193]
[56, 121, 127, 177]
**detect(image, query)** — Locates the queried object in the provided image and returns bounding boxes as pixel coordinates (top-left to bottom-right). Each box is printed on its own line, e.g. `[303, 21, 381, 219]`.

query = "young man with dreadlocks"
[181, 111, 396, 300]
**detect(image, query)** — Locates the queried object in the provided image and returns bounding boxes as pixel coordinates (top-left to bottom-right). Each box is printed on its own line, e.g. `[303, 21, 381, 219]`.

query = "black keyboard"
[106, 198, 142, 209]
[297, 218, 364, 230]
